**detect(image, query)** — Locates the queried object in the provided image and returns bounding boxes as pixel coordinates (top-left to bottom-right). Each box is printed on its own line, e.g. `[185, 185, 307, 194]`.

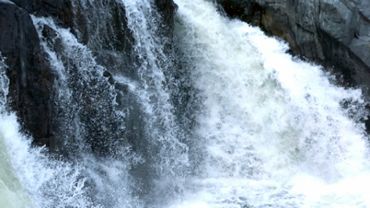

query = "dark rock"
[0, 2, 55, 146]
[68, 0, 136, 75]
[8, 0, 32, 12]
[10, 0, 74, 27]
[155, 0, 177, 29]
[217, 0, 370, 94]
[155, 0, 177, 55]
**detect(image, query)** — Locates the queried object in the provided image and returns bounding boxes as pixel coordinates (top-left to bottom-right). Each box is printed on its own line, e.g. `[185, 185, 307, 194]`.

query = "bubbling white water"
[0, 55, 97, 207]
[0, 54, 84, 208]
[171, 0, 370, 207]
[0, 54, 33, 208]
[0, 113, 99, 208]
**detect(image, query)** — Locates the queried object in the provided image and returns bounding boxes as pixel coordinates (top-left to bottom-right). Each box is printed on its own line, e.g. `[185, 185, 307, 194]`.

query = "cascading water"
[31, 17, 142, 208]
[0, 54, 32, 208]
[1, 0, 370, 207]
[121, 0, 189, 203]
[0, 55, 98, 208]
[0, 54, 8, 112]
[170, 0, 370, 207]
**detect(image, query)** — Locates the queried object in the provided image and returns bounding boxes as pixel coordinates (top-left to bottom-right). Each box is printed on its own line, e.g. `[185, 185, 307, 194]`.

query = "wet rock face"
[155, 0, 177, 30]
[10, 0, 177, 75]
[0, 0, 178, 152]
[154, 0, 177, 60]
[0, 1, 55, 145]
[9, 0, 74, 27]
[217, 0, 370, 94]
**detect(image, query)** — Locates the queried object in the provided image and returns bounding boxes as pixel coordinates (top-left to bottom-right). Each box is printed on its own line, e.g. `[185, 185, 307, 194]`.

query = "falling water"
[170, 0, 370, 207]
[0, 54, 32, 208]
[121, 0, 189, 204]
[1, 0, 370, 207]
[0, 54, 8, 112]
[32, 17, 142, 208]
[1, 53, 97, 208]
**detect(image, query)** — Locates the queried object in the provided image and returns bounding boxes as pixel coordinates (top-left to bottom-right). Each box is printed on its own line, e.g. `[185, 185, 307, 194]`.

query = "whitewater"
[1, 0, 370, 207]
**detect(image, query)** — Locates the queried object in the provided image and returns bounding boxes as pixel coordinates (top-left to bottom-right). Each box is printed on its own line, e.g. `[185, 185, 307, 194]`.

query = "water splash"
[0, 52, 100, 208]
[172, 0, 370, 207]
[0, 54, 33, 208]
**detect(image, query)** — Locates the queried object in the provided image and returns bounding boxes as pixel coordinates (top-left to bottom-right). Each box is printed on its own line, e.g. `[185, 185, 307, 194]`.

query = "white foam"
[172, 0, 370, 207]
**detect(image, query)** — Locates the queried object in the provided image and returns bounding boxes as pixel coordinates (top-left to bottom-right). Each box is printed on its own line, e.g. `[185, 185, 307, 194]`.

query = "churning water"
[170, 0, 370, 207]
[1, 0, 370, 207]
[0, 54, 32, 208]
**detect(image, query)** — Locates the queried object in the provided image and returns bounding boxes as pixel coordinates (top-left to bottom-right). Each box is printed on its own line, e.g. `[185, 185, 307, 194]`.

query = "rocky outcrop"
[0, 1, 55, 145]
[217, 0, 370, 95]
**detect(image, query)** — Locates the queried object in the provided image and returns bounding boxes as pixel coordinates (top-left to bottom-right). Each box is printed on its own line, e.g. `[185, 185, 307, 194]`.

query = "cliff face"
[0, 0, 176, 150]
[217, 0, 370, 94]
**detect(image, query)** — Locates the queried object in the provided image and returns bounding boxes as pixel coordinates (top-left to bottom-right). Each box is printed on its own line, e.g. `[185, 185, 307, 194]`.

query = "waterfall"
[121, 0, 189, 202]
[0, 54, 8, 113]
[1, 52, 97, 208]
[170, 0, 370, 207]
[31, 17, 142, 208]
[0, 54, 32, 208]
[1, 0, 370, 207]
